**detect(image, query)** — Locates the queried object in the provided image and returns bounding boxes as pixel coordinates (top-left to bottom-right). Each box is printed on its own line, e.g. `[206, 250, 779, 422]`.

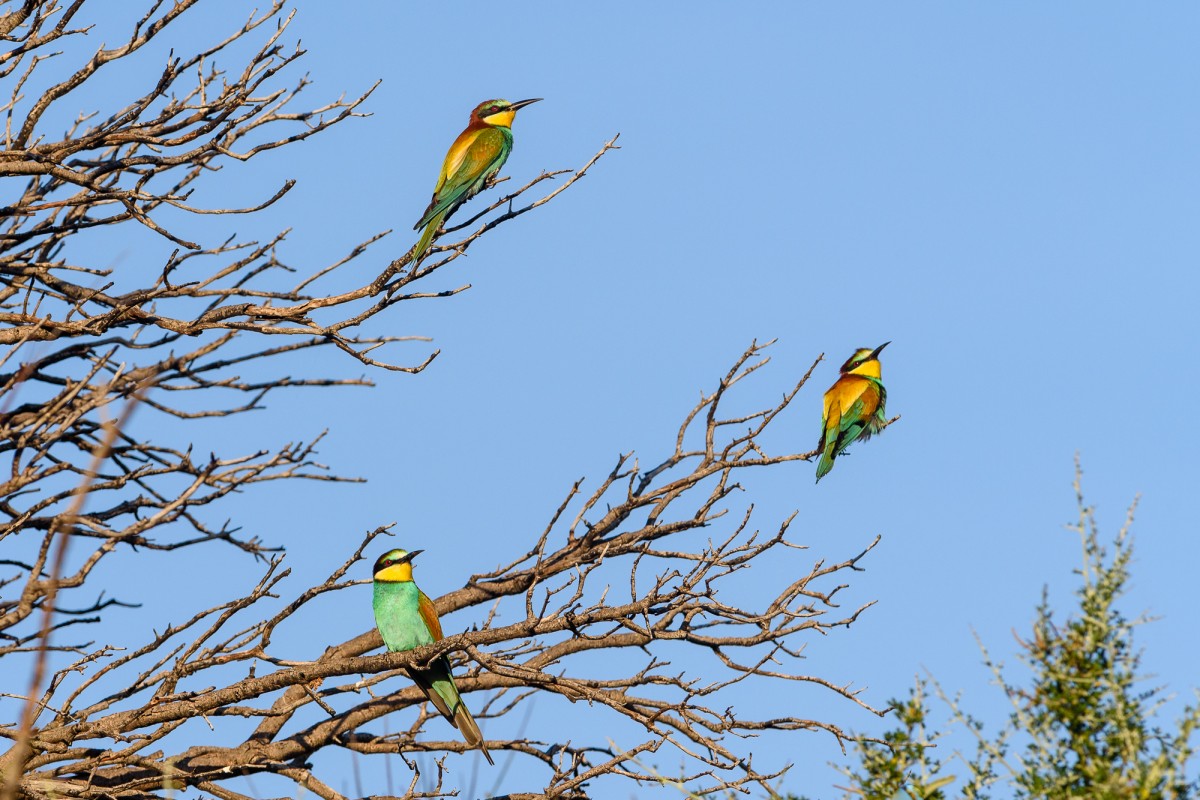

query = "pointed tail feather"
[815, 436, 837, 482]
[816, 396, 840, 483]
[410, 210, 446, 272]
[453, 701, 494, 765]
[815, 411, 840, 483]
[410, 663, 493, 764]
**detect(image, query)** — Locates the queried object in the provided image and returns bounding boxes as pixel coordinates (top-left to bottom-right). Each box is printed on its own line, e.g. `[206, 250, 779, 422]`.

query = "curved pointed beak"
[870, 341, 891, 359]
[400, 549, 424, 564]
[510, 98, 542, 111]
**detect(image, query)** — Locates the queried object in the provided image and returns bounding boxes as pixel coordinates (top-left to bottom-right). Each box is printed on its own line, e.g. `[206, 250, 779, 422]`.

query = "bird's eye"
[490, 105, 500, 113]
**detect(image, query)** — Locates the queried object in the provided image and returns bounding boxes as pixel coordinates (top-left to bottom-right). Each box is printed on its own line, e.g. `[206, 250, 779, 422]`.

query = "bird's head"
[839, 341, 889, 377]
[471, 97, 542, 128]
[373, 548, 424, 583]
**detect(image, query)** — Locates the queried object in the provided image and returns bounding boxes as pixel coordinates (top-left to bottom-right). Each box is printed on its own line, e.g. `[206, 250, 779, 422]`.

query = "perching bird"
[815, 342, 890, 482]
[372, 548, 494, 764]
[410, 98, 542, 269]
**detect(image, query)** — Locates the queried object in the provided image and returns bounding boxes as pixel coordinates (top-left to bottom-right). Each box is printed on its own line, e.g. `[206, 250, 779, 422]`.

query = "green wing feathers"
[815, 395, 842, 481]
[410, 127, 513, 270]
[412, 590, 492, 764]
[408, 661, 454, 720]
[855, 380, 887, 441]
[815, 377, 886, 482]
[414, 127, 513, 231]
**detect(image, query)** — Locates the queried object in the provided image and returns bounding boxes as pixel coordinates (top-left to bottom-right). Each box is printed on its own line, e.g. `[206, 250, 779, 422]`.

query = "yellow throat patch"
[481, 109, 516, 128]
[374, 562, 414, 583]
[848, 359, 882, 379]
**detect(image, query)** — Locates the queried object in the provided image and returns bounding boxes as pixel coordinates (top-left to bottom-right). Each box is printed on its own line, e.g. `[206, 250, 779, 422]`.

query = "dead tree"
[0, 2, 889, 798]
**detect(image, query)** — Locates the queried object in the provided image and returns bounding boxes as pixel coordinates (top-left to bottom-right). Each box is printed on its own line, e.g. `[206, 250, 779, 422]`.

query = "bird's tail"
[411, 663, 494, 765]
[409, 210, 445, 272]
[815, 433, 838, 483]
[453, 701, 494, 766]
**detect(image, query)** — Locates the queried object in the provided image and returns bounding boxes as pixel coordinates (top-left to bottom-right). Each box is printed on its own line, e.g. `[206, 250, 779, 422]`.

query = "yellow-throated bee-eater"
[410, 98, 542, 269]
[373, 548, 493, 764]
[815, 342, 890, 482]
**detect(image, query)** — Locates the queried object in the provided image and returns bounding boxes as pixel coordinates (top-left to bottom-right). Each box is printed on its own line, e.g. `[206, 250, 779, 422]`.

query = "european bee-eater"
[410, 98, 542, 269]
[372, 548, 493, 764]
[815, 342, 890, 482]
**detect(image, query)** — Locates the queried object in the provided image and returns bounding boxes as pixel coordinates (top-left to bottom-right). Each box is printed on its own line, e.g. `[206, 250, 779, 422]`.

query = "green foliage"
[837, 679, 956, 800]
[841, 470, 1200, 800]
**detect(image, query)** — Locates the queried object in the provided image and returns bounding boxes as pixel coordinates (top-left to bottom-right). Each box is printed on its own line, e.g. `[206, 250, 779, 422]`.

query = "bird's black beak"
[870, 341, 891, 359]
[510, 98, 542, 111]
[400, 549, 424, 564]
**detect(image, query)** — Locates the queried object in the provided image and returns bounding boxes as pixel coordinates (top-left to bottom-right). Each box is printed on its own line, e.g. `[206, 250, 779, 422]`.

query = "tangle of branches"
[0, 2, 885, 799]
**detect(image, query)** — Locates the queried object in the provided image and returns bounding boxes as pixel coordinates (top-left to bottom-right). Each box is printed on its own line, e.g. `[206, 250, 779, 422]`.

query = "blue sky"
[20, 3, 1200, 797]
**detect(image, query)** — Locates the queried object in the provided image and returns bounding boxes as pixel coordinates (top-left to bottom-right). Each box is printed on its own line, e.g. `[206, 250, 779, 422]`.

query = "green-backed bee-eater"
[372, 548, 494, 764]
[410, 97, 542, 269]
[815, 342, 890, 482]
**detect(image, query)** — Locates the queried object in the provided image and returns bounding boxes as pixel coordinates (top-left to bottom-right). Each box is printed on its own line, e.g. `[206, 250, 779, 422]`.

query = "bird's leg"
[482, 174, 510, 191]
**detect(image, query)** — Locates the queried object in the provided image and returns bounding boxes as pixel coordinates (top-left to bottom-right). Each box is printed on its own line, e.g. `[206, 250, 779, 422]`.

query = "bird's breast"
[373, 582, 436, 652]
